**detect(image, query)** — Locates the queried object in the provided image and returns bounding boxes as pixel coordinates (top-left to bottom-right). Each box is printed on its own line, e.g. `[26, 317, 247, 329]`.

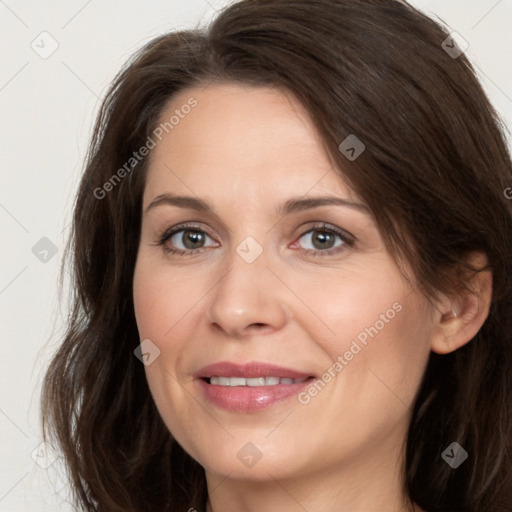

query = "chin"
[190, 441, 306, 481]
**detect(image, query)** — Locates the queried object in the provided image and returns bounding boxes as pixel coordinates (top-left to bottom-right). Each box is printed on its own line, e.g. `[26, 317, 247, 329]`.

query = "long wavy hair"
[41, 0, 512, 510]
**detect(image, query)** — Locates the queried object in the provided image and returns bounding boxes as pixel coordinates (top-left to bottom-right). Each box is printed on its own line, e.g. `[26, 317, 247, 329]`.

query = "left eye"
[296, 228, 345, 251]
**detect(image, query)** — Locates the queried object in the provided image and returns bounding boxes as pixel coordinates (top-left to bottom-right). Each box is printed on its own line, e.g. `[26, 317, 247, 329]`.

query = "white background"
[0, 1, 511, 510]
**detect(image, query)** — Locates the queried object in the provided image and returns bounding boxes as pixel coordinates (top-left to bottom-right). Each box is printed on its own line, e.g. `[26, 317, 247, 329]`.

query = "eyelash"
[154, 222, 355, 258]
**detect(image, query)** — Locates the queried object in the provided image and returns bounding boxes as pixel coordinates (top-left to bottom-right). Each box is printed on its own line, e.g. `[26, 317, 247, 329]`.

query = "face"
[133, 83, 435, 482]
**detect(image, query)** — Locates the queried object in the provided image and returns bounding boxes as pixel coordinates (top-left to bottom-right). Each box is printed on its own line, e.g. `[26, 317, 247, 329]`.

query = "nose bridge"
[205, 238, 290, 337]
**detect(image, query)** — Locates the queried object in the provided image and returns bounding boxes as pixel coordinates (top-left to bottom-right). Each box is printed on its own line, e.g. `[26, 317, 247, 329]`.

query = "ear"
[430, 252, 493, 355]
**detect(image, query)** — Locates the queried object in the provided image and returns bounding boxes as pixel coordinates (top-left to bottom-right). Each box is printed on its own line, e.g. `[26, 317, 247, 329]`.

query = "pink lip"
[195, 361, 315, 413]
[195, 361, 312, 380]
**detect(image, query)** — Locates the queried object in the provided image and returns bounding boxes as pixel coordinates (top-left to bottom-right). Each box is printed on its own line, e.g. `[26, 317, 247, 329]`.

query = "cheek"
[296, 263, 410, 354]
[301, 264, 431, 400]
[132, 262, 195, 437]
[327, 288, 431, 408]
[133, 271, 162, 341]
[133, 260, 200, 341]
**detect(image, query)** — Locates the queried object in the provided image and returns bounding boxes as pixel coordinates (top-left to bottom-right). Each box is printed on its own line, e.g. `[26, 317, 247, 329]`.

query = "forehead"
[143, 83, 356, 206]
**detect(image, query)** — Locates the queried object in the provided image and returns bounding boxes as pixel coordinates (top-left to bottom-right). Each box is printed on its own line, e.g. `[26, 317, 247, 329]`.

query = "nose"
[205, 250, 291, 339]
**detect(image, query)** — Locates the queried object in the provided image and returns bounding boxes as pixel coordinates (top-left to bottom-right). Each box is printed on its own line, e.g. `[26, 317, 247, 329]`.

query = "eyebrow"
[144, 193, 371, 216]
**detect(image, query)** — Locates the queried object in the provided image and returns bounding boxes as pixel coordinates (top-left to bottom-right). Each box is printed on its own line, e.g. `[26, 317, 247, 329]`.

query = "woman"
[41, 0, 512, 511]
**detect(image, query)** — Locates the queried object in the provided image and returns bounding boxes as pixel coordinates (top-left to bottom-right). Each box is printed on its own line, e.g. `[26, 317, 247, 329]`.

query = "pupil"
[313, 231, 333, 249]
[184, 230, 204, 249]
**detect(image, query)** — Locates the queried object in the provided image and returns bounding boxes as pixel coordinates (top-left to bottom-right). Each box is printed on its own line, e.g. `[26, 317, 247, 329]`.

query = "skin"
[132, 83, 492, 512]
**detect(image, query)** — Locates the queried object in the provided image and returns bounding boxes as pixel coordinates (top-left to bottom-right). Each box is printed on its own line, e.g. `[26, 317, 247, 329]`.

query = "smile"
[195, 362, 316, 412]
[207, 376, 309, 386]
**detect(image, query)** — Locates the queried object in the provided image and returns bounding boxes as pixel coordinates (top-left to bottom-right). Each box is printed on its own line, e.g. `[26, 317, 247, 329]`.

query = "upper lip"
[195, 362, 314, 380]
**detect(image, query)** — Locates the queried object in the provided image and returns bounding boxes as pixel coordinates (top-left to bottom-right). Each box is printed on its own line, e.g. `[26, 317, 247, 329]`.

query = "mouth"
[195, 362, 316, 412]
[202, 376, 311, 386]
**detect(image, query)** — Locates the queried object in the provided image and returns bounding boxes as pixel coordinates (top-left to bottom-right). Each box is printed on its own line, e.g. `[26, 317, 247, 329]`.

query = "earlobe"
[430, 257, 492, 355]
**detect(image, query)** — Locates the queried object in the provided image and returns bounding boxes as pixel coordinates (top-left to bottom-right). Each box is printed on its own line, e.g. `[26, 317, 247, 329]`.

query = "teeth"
[229, 377, 246, 386]
[208, 376, 309, 386]
[246, 377, 266, 386]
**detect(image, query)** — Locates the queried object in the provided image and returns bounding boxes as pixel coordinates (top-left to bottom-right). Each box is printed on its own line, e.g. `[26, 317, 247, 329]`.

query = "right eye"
[157, 224, 219, 255]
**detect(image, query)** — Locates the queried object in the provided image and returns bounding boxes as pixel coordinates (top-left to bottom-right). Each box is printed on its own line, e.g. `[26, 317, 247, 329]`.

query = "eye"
[154, 222, 354, 257]
[293, 223, 354, 256]
[156, 223, 218, 255]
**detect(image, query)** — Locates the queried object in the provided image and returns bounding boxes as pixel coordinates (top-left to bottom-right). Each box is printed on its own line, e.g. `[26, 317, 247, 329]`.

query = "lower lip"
[196, 378, 314, 412]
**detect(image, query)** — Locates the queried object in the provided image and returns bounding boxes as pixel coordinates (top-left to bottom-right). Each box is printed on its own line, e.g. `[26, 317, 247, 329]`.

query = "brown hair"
[41, 0, 512, 511]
